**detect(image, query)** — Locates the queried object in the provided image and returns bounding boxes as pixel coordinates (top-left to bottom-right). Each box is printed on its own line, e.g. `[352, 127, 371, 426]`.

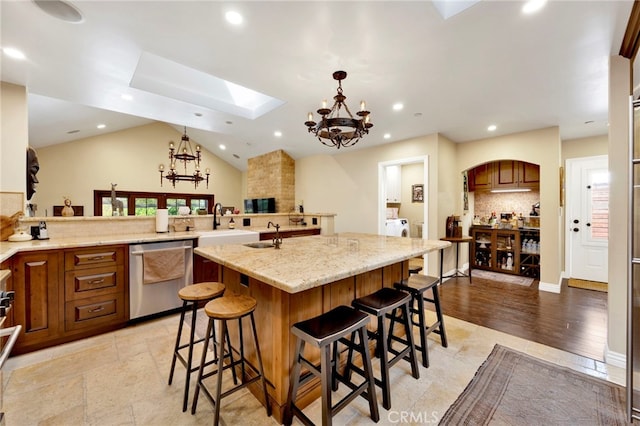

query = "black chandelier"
[158, 126, 210, 188]
[304, 70, 373, 149]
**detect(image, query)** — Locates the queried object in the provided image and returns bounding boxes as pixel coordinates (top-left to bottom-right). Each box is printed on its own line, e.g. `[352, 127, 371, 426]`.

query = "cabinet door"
[471, 229, 493, 269]
[494, 231, 518, 274]
[493, 160, 519, 188]
[386, 165, 402, 202]
[469, 163, 493, 191]
[519, 162, 540, 188]
[12, 251, 61, 348]
[194, 254, 219, 283]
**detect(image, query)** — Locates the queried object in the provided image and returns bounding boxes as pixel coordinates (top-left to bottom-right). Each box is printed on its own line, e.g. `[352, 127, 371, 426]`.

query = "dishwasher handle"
[0, 325, 22, 369]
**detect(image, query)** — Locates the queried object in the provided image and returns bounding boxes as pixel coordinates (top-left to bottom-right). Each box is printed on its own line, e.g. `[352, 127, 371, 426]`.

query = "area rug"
[439, 345, 627, 425]
[568, 278, 608, 293]
[471, 269, 534, 287]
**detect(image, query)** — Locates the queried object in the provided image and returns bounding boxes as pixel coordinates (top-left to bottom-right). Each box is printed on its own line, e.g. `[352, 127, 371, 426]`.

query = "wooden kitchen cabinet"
[468, 163, 493, 191]
[470, 227, 540, 277]
[12, 245, 127, 354]
[468, 160, 539, 191]
[493, 160, 539, 190]
[12, 250, 62, 352]
[63, 246, 127, 332]
[259, 228, 321, 241]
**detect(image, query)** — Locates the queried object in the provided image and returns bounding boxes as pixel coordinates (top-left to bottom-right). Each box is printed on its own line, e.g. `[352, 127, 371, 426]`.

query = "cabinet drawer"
[65, 246, 124, 270]
[64, 265, 124, 301]
[65, 293, 125, 332]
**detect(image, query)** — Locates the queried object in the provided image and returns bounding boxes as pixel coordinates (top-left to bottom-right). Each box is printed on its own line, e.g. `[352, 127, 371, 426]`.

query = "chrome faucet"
[267, 221, 282, 249]
[213, 203, 222, 229]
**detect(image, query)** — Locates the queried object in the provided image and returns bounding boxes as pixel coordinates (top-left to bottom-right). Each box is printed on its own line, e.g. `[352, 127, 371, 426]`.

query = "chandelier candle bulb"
[360, 100, 365, 111]
[322, 99, 327, 109]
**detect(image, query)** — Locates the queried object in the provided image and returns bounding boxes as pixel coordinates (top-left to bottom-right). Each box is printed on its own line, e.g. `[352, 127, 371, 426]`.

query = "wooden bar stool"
[393, 274, 448, 368]
[284, 305, 379, 426]
[349, 287, 419, 410]
[168, 282, 227, 412]
[191, 294, 271, 425]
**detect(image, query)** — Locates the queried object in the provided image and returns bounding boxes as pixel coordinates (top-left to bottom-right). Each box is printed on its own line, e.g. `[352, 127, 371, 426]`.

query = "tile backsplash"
[474, 190, 540, 219]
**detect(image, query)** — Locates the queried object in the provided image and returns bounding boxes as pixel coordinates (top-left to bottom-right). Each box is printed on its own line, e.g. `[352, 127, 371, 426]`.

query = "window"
[93, 190, 214, 216]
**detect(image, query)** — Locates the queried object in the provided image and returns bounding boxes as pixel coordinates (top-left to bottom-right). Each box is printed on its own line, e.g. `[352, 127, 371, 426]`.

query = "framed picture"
[412, 184, 424, 203]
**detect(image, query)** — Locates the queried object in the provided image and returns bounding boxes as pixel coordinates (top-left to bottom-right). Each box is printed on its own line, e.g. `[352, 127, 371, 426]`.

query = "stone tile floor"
[2, 311, 624, 425]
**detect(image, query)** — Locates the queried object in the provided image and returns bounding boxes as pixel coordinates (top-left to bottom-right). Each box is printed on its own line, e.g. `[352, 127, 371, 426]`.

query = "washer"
[385, 218, 410, 237]
[398, 218, 410, 237]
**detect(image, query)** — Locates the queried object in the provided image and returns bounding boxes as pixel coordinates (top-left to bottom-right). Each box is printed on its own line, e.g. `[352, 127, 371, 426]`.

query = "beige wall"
[1, 82, 29, 197]
[456, 127, 562, 289]
[399, 163, 424, 238]
[562, 134, 608, 161]
[607, 55, 630, 361]
[32, 122, 243, 216]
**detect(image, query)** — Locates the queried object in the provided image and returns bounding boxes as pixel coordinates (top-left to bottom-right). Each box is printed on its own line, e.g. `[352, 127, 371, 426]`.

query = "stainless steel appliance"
[129, 240, 193, 320]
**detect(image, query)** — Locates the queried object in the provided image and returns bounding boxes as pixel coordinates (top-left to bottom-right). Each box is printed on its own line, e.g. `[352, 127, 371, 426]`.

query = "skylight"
[130, 51, 284, 119]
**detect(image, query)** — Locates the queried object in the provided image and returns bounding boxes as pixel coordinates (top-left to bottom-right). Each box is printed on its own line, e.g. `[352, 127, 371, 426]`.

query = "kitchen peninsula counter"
[195, 232, 449, 293]
[194, 233, 449, 421]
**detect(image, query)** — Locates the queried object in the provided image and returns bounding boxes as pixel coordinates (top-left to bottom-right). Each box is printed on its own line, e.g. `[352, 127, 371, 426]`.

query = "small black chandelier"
[158, 126, 210, 188]
[305, 70, 373, 149]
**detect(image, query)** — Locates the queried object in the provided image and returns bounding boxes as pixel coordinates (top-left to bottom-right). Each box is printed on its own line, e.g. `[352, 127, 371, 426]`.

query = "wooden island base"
[218, 260, 409, 423]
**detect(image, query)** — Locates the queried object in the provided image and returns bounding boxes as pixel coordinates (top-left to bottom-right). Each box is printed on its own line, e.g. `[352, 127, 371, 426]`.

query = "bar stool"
[168, 282, 226, 412]
[284, 305, 379, 426]
[393, 274, 448, 368]
[191, 294, 271, 425]
[349, 287, 419, 410]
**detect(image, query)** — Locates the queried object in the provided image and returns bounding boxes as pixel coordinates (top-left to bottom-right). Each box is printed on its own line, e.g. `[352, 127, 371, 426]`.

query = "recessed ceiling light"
[194, 112, 203, 117]
[67, 129, 80, 134]
[225, 11, 243, 25]
[392, 103, 404, 111]
[233, 154, 240, 159]
[97, 124, 106, 129]
[522, 0, 547, 14]
[384, 133, 391, 139]
[2, 47, 26, 60]
[219, 144, 226, 150]
[584, 120, 594, 124]
[487, 124, 497, 132]
[274, 131, 282, 137]
[414, 112, 422, 117]
[121, 94, 133, 101]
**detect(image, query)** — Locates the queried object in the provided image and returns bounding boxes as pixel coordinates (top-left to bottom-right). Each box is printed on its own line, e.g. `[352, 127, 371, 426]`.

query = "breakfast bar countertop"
[194, 232, 450, 294]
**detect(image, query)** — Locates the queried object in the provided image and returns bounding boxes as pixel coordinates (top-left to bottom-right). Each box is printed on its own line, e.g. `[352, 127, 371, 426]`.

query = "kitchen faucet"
[267, 221, 282, 249]
[213, 203, 222, 229]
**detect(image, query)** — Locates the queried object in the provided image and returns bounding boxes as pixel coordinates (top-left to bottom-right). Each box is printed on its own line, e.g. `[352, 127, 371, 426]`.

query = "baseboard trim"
[538, 280, 561, 293]
[605, 344, 626, 370]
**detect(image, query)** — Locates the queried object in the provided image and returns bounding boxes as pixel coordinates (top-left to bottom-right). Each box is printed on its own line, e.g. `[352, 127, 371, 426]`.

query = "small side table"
[440, 236, 473, 283]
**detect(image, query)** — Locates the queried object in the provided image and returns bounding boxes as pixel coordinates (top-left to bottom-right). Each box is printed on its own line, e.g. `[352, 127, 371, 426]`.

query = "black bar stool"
[393, 274, 448, 368]
[349, 287, 419, 410]
[284, 305, 378, 426]
[191, 294, 271, 426]
[168, 282, 226, 412]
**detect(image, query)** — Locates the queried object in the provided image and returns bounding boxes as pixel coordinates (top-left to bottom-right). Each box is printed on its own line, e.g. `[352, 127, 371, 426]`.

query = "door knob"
[573, 228, 580, 232]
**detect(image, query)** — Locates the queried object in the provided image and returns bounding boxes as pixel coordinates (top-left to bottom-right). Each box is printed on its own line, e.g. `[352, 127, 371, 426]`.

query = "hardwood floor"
[435, 273, 608, 361]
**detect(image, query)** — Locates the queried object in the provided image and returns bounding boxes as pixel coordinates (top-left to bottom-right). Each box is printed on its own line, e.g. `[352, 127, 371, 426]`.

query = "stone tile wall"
[246, 149, 295, 213]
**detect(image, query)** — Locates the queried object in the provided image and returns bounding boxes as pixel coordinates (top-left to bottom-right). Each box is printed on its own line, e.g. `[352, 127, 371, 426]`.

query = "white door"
[566, 156, 609, 282]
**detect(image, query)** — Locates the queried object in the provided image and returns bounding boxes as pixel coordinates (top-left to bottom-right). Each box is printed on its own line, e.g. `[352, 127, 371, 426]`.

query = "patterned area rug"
[471, 269, 534, 286]
[568, 278, 608, 293]
[439, 345, 627, 425]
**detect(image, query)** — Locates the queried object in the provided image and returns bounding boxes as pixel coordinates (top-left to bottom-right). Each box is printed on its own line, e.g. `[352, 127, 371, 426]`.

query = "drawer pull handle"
[88, 278, 105, 285]
[87, 256, 105, 261]
[88, 306, 105, 313]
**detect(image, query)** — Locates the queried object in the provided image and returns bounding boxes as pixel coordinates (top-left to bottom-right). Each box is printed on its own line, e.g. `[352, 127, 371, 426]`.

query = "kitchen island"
[194, 232, 450, 422]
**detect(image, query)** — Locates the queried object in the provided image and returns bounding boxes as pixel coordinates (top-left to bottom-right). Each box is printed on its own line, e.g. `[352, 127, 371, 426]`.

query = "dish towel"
[143, 247, 185, 284]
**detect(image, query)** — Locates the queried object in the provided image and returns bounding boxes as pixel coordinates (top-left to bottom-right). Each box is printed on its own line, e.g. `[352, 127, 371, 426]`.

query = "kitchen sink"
[243, 242, 275, 249]
[197, 229, 260, 246]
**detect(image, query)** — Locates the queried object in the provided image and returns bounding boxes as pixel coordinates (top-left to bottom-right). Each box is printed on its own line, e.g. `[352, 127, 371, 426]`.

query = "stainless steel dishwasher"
[129, 239, 193, 320]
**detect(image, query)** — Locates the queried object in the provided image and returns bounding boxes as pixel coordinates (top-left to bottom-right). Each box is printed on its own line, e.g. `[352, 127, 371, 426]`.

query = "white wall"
[32, 122, 243, 216]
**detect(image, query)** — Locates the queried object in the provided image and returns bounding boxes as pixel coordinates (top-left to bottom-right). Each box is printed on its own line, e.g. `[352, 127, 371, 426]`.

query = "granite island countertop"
[195, 232, 450, 294]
